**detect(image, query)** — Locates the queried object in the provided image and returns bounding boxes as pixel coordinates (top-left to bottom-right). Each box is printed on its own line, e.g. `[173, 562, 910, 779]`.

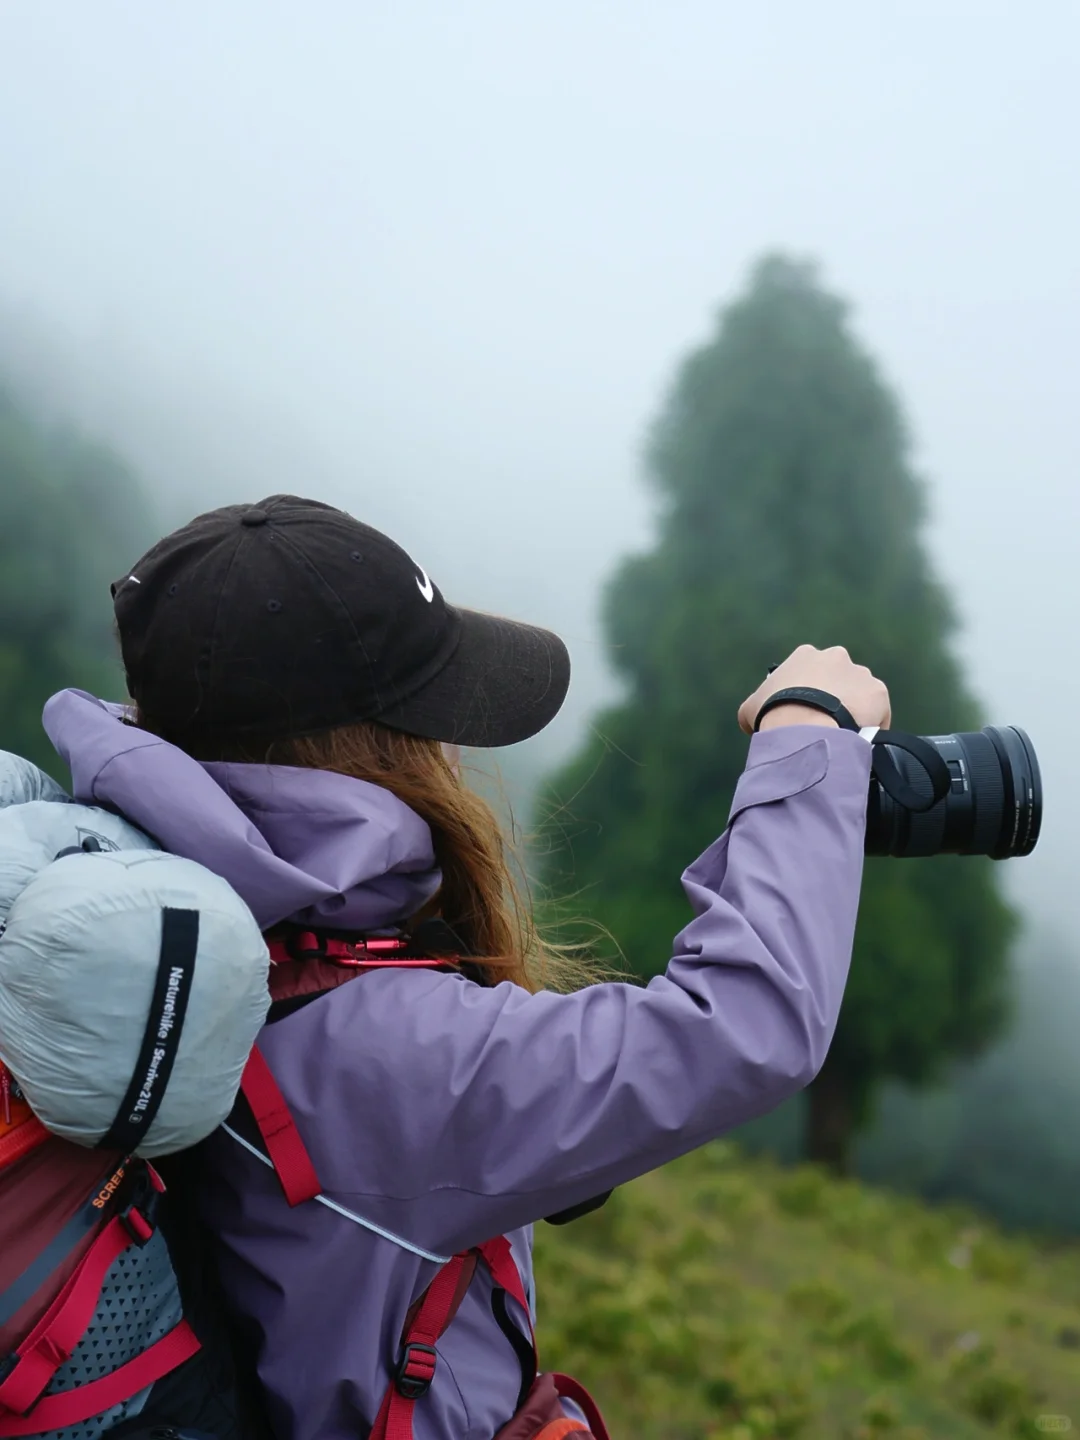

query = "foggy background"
[1, 0, 1075, 940]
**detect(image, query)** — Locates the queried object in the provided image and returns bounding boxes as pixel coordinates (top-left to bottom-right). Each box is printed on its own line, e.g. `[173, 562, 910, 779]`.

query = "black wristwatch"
[753, 687, 861, 733]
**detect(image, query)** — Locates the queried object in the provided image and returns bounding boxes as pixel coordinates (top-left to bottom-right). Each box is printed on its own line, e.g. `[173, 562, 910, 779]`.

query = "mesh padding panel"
[30, 1230, 184, 1440]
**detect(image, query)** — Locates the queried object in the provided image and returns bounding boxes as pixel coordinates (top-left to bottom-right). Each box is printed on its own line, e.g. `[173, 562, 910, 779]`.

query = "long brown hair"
[137, 710, 584, 993]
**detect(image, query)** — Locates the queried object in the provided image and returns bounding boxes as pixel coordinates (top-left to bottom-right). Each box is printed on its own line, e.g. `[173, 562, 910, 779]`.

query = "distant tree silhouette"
[0, 384, 155, 775]
[540, 256, 1015, 1171]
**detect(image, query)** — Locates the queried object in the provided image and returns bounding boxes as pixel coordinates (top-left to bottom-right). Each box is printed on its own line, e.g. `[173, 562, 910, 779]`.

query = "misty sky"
[1, 2, 1077, 933]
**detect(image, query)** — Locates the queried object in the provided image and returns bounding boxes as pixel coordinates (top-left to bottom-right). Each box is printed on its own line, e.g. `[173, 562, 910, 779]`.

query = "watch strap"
[753, 687, 860, 733]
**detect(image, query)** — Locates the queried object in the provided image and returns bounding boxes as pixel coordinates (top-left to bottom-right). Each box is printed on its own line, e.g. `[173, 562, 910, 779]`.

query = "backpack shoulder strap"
[369, 1239, 541, 1440]
[245, 933, 606, 1439]
[368, 1253, 475, 1440]
[238, 1047, 321, 1207]
[479, 1236, 532, 1322]
[243, 930, 458, 1201]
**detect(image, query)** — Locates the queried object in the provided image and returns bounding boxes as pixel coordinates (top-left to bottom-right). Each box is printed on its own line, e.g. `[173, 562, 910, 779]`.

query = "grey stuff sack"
[0, 751, 271, 1157]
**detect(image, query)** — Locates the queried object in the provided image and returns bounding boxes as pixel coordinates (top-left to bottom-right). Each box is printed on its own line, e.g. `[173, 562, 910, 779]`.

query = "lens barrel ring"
[961, 732, 1007, 857]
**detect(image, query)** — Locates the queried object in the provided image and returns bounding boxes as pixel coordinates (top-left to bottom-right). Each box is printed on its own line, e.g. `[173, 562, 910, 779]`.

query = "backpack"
[0, 1091, 277, 1440]
[230, 926, 613, 1440]
[0, 758, 271, 1440]
[0, 1073, 222, 1440]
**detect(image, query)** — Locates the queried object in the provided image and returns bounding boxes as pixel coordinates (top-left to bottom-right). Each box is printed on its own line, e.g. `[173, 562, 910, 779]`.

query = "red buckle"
[282, 931, 411, 965]
[120, 1207, 154, 1246]
[328, 938, 413, 967]
[270, 931, 451, 971]
[118, 1167, 160, 1247]
[394, 1342, 437, 1399]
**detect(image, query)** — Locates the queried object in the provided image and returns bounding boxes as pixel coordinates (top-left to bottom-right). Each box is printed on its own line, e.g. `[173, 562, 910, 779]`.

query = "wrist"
[757, 704, 840, 732]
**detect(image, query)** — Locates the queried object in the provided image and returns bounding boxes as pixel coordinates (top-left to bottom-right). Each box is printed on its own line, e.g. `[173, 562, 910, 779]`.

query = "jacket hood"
[43, 690, 442, 933]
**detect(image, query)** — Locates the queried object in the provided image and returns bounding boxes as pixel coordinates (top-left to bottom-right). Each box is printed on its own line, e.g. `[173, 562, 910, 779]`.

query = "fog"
[1, 1, 1078, 934]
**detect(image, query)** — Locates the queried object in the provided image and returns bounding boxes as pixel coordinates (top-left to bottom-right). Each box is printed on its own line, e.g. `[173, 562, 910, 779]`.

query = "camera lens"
[865, 726, 1041, 859]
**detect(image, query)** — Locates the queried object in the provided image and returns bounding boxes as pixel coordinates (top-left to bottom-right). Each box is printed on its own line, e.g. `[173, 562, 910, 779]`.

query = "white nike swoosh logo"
[416, 568, 434, 603]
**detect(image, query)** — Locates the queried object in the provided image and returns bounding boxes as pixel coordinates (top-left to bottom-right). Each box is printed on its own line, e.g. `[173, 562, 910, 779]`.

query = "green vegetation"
[535, 1143, 1080, 1439]
[0, 384, 154, 776]
[853, 928, 1080, 1236]
[539, 256, 1015, 1170]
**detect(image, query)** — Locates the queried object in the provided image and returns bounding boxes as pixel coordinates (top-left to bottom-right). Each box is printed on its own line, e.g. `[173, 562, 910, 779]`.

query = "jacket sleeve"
[264, 726, 871, 1255]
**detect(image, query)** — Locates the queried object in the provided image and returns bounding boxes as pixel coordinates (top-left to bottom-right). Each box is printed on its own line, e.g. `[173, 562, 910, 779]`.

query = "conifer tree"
[0, 386, 154, 776]
[541, 257, 1014, 1170]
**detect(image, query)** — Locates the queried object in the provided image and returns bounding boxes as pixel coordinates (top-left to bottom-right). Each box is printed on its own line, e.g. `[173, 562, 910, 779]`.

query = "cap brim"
[375, 608, 570, 748]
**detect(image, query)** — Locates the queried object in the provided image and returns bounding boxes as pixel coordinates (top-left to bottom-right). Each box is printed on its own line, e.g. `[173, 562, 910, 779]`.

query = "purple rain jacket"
[45, 688, 872, 1440]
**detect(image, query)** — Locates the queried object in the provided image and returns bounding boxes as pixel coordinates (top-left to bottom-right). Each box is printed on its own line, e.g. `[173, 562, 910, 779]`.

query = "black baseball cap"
[112, 495, 570, 748]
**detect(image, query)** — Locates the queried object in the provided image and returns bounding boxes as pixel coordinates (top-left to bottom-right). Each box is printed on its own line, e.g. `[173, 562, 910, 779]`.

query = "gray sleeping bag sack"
[0, 750, 270, 1157]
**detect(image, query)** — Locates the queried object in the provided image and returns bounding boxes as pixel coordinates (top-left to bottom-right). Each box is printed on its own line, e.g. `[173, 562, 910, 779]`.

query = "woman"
[46, 494, 888, 1440]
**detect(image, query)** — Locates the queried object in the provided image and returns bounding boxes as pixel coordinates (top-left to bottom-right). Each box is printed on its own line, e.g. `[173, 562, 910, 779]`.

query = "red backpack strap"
[0, 1319, 200, 1437]
[368, 1253, 475, 1440]
[369, 1238, 543, 1440]
[548, 1376, 612, 1440]
[239, 1046, 321, 1206]
[481, 1234, 539, 1401]
[249, 935, 453, 1201]
[479, 1236, 534, 1337]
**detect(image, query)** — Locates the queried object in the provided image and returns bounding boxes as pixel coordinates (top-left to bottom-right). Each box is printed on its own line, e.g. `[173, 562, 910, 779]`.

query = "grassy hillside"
[533, 1144, 1080, 1439]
